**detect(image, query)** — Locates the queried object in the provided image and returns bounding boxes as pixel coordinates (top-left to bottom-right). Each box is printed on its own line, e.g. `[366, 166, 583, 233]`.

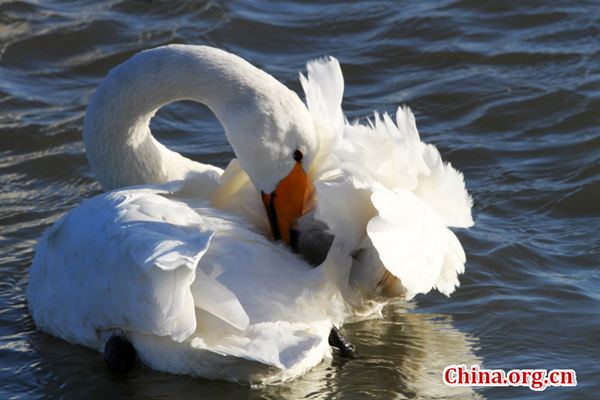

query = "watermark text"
[443, 365, 577, 391]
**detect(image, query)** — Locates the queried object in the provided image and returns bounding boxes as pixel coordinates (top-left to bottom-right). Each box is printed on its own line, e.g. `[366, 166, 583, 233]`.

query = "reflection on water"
[330, 303, 484, 400]
[27, 301, 483, 399]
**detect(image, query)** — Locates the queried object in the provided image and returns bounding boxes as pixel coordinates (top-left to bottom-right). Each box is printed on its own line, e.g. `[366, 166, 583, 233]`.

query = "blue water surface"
[1, 1, 598, 398]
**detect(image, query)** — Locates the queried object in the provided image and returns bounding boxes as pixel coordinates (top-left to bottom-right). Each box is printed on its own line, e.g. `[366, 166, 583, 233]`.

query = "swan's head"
[218, 83, 319, 247]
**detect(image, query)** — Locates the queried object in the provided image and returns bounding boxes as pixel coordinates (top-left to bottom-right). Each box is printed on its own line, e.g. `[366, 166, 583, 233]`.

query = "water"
[1, 0, 598, 398]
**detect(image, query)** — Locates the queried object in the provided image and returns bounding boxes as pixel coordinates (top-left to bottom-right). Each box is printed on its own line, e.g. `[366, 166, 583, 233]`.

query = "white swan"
[28, 44, 474, 384]
[29, 45, 346, 384]
[29, 181, 350, 383]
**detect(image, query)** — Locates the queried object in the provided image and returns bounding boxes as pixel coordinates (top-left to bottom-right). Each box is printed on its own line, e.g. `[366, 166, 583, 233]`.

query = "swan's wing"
[366, 184, 464, 299]
[189, 265, 249, 331]
[312, 180, 374, 252]
[28, 184, 248, 348]
[121, 209, 347, 381]
[300, 59, 474, 303]
[128, 317, 334, 384]
[300, 56, 344, 149]
[342, 110, 472, 299]
[414, 141, 474, 228]
[187, 319, 332, 372]
[184, 211, 348, 369]
[300, 56, 347, 183]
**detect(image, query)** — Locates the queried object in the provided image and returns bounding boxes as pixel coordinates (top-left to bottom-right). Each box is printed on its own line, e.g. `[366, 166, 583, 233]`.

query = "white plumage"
[28, 45, 473, 383]
[29, 182, 349, 384]
[300, 56, 473, 305]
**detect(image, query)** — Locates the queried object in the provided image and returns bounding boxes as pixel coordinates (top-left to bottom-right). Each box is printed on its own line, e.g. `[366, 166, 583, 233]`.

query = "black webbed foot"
[104, 333, 137, 373]
[329, 326, 360, 359]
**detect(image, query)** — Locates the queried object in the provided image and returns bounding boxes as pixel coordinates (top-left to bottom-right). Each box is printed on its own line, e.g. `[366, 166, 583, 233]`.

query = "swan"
[29, 180, 350, 383]
[28, 44, 474, 383]
[29, 45, 347, 384]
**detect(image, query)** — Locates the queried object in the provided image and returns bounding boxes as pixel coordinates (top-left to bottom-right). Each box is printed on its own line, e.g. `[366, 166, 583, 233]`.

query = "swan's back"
[28, 182, 345, 383]
[28, 185, 215, 347]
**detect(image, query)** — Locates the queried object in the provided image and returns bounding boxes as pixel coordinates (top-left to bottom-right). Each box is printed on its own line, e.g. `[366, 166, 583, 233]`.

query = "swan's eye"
[293, 149, 303, 163]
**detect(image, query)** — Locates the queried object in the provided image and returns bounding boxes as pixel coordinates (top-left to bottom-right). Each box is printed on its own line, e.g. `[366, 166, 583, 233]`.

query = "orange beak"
[262, 162, 310, 249]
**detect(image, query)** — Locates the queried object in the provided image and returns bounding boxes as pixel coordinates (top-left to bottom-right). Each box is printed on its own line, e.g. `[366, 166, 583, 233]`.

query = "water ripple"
[1, 0, 599, 398]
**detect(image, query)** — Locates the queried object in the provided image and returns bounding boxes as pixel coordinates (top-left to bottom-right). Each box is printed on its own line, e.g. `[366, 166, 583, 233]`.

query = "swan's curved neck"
[82, 45, 286, 192]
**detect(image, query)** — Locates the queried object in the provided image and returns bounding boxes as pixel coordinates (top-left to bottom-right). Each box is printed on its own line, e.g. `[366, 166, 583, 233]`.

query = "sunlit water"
[1, 1, 598, 398]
